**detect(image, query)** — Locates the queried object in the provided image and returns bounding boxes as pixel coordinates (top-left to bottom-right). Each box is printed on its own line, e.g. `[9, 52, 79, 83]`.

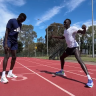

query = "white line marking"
[65, 65, 96, 72]
[18, 59, 96, 79]
[16, 72, 56, 75]
[17, 72, 45, 75]
[66, 62, 96, 66]
[41, 64, 96, 80]
[64, 70, 93, 74]
[11, 74, 28, 81]
[23, 57, 96, 66]
[65, 70, 96, 80]
[19, 58, 96, 71]
[15, 64, 57, 68]
[88, 69, 96, 71]
[16, 61, 75, 96]
[21, 59, 94, 70]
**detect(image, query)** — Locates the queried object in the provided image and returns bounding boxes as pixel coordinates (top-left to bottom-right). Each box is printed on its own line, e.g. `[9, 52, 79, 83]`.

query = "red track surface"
[0, 57, 96, 96]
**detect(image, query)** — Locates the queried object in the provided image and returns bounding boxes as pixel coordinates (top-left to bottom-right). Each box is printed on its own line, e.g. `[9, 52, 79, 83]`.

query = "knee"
[5, 55, 10, 60]
[12, 56, 16, 60]
[5, 57, 9, 60]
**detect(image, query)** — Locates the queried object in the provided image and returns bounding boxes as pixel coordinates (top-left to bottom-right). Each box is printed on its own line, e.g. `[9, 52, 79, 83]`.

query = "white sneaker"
[0, 77, 9, 83]
[7, 73, 17, 78]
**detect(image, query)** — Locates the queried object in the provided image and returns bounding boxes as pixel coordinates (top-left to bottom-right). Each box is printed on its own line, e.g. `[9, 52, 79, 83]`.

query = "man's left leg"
[74, 48, 93, 87]
[7, 50, 17, 78]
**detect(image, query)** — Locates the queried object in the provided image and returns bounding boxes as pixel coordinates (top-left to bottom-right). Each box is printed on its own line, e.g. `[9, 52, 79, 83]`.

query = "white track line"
[17, 71, 57, 75]
[14, 63, 58, 68]
[18, 59, 96, 80]
[19, 58, 96, 71]
[19, 60, 95, 71]
[24, 57, 96, 66]
[16, 61, 75, 96]
[66, 70, 93, 74]
[65, 61, 96, 66]
[64, 65, 96, 72]
[17, 72, 41, 75]
[16, 58, 96, 72]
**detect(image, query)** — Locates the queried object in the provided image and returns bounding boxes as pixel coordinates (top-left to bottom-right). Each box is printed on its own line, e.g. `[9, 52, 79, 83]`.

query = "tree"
[45, 23, 65, 47]
[36, 36, 46, 55]
[0, 38, 3, 49]
[17, 41, 23, 53]
[18, 24, 37, 50]
[37, 36, 45, 43]
[45, 22, 66, 55]
[83, 25, 96, 54]
[36, 43, 44, 52]
[0, 38, 3, 56]
[18, 24, 37, 56]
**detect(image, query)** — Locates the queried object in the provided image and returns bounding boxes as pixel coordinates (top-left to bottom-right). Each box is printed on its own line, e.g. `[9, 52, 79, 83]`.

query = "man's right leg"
[74, 48, 93, 87]
[56, 51, 69, 75]
[7, 50, 17, 78]
[1, 49, 10, 83]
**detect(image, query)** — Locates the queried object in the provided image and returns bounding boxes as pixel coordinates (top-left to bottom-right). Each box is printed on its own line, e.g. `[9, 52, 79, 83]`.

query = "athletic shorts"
[65, 47, 78, 55]
[3, 40, 18, 50]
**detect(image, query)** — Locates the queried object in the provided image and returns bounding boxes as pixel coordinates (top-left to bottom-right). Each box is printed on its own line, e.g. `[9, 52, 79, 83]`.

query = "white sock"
[87, 75, 91, 80]
[2, 71, 6, 78]
[8, 70, 13, 74]
[61, 69, 63, 71]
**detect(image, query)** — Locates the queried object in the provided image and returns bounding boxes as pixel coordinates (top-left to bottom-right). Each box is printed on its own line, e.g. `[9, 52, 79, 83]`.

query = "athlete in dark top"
[1, 13, 27, 83]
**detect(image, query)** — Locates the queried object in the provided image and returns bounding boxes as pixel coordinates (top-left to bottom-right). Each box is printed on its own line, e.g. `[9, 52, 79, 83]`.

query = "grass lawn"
[34, 56, 96, 62]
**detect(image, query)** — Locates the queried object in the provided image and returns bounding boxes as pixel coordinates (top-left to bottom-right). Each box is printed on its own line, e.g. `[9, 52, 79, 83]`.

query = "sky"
[0, 0, 96, 42]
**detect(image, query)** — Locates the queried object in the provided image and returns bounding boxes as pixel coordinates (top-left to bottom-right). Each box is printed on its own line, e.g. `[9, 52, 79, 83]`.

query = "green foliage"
[18, 24, 37, 50]
[37, 37, 45, 43]
[37, 36, 46, 54]
[18, 24, 37, 56]
[17, 41, 23, 53]
[45, 23, 65, 47]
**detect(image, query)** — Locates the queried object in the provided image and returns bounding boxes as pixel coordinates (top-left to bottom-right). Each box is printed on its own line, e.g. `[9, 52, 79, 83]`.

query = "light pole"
[35, 43, 37, 57]
[79, 35, 81, 51]
[37, 19, 49, 56]
[92, 0, 94, 57]
[47, 26, 48, 56]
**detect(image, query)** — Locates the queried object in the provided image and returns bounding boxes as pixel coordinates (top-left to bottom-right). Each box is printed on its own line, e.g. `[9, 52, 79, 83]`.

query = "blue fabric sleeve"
[6, 19, 12, 29]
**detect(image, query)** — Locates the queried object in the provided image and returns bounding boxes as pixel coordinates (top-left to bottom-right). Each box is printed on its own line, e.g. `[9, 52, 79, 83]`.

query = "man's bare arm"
[52, 36, 65, 39]
[4, 28, 10, 45]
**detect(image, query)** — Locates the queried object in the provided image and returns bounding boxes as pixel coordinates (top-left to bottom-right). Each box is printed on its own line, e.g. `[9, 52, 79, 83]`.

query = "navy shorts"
[3, 40, 18, 50]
